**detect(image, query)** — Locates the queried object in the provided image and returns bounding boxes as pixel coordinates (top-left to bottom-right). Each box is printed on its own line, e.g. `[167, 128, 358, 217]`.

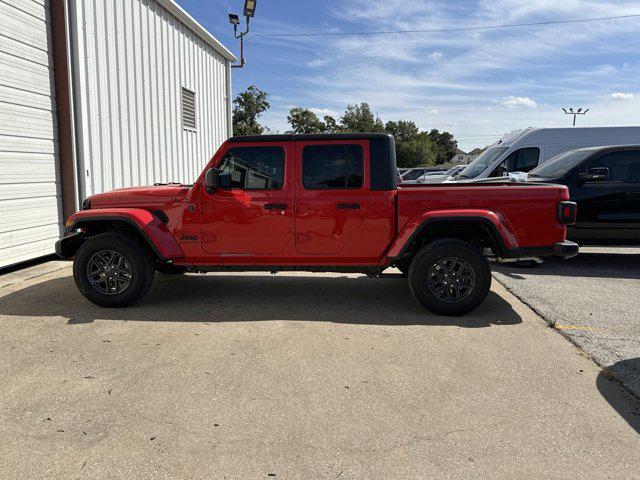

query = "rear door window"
[302, 145, 363, 189]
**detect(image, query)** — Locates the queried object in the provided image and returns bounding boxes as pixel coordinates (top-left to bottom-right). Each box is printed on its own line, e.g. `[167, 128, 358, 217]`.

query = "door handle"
[337, 202, 360, 209]
[264, 203, 287, 210]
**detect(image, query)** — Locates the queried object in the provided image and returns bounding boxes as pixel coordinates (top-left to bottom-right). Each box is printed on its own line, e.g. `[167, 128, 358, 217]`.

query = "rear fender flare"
[387, 210, 518, 259]
[61, 209, 184, 260]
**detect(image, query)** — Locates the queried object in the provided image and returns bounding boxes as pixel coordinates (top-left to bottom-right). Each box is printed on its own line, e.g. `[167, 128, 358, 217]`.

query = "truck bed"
[397, 182, 570, 249]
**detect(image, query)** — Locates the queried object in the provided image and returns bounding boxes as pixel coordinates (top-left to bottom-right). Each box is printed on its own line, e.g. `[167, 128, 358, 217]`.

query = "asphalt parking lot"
[1, 263, 639, 479]
[493, 247, 640, 398]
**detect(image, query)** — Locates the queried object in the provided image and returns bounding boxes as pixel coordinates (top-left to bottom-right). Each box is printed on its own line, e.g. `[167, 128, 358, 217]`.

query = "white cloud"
[611, 92, 635, 100]
[501, 96, 538, 108]
[249, 0, 640, 149]
[310, 107, 340, 117]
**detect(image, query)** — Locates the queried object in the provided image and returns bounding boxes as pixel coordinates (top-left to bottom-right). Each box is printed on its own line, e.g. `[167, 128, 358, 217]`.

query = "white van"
[454, 127, 640, 181]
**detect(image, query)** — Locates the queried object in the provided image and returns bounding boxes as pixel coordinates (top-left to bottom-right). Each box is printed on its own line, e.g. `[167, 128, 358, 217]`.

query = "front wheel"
[73, 233, 155, 307]
[408, 239, 491, 316]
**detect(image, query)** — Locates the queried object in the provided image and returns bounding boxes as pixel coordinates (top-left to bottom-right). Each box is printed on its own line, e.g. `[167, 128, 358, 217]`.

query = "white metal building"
[0, 0, 61, 269]
[0, 0, 235, 269]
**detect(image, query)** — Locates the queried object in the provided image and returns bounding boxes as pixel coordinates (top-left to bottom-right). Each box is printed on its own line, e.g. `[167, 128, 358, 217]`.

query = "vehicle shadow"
[494, 252, 640, 281]
[596, 358, 640, 435]
[0, 272, 522, 328]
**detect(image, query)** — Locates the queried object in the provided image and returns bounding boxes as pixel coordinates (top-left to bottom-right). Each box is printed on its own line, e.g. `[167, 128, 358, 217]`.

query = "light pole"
[562, 107, 589, 126]
[229, 0, 257, 69]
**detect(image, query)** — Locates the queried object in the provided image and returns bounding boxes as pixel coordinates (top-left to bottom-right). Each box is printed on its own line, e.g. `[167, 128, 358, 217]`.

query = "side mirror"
[579, 167, 608, 183]
[205, 168, 220, 192]
[205, 169, 232, 192]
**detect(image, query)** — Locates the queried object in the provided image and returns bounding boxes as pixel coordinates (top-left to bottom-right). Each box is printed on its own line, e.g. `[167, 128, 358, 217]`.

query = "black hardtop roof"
[228, 133, 393, 143]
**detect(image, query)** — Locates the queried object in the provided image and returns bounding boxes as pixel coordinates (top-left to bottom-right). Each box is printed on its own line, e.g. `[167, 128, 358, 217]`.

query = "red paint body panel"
[62, 138, 573, 267]
[387, 208, 516, 258]
[197, 140, 293, 256]
[293, 140, 372, 255]
[395, 184, 569, 253]
[89, 185, 191, 208]
[67, 209, 185, 259]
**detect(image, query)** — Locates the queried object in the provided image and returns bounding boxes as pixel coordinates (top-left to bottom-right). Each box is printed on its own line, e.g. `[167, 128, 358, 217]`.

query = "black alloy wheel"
[408, 239, 492, 316]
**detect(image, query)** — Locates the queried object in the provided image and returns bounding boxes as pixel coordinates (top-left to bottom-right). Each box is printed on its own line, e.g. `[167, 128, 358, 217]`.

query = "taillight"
[558, 201, 577, 225]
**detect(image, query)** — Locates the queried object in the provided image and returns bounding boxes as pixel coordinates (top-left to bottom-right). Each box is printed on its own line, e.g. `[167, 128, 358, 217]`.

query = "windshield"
[457, 147, 508, 179]
[402, 168, 425, 180]
[528, 150, 593, 178]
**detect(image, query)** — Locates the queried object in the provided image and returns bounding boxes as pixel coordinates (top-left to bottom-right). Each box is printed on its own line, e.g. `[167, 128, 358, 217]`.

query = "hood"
[86, 184, 191, 209]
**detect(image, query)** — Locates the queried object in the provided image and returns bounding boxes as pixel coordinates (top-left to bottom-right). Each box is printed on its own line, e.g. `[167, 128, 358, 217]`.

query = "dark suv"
[528, 145, 640, 245]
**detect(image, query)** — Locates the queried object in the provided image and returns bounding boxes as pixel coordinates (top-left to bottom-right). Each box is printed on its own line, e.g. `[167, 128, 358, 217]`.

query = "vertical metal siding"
[0, 0, 63, 268]
[68, 0, 230, 197]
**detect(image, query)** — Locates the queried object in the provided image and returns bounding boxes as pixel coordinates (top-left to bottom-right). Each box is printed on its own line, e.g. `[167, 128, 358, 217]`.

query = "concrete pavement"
[493, 247, 640, 398]
[1, 264, 639, 479]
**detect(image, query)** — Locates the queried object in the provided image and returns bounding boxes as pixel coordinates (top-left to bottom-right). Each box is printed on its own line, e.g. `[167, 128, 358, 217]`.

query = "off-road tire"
[408, 239, 491, 316]
[73, 233, 155, 307]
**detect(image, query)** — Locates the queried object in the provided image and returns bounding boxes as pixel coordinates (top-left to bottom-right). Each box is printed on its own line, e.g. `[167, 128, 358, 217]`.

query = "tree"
[323, 115, 342, 133]
[385, 121, 435, 168]
[287, 107, 326, 134]
[340, 103, 385, 133]
[428, 129, 458, 165]
[232, 85, 270, 136]
[278, 101, 458, 168]
[384, 120, 420, 143]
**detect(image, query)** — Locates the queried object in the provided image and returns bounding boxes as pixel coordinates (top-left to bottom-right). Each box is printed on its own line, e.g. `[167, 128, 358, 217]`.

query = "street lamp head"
[577, 108, 582, 113]
[562, 108, 567, 113]
[228, 13, 240, 25]
[584, 109, 590, 113]
[569, 108, 574, 113]
[244, 0, 257, 18]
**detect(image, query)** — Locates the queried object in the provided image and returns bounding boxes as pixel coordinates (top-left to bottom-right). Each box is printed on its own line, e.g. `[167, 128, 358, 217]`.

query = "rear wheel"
[73, 233, 155, 307]
[408, 239, 491, 316]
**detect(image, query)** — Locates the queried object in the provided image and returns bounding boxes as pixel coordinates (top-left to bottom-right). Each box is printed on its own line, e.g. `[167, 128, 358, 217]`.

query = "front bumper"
[552, 240, 579, 259]
[55, 232, 85, 259]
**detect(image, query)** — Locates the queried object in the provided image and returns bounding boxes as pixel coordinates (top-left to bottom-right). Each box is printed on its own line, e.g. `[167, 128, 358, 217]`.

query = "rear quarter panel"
[396, 183, 569, 250]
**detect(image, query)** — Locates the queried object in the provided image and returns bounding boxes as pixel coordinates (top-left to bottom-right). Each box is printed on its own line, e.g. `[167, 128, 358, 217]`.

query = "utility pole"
[562, 107, 589, 126]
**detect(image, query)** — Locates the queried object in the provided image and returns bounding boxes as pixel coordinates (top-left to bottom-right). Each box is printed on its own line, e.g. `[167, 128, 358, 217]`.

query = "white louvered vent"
[181, 87, 196, 130]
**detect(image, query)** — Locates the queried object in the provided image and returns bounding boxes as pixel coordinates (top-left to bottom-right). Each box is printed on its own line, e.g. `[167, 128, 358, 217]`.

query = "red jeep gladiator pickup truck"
[56, 133, 578, 316]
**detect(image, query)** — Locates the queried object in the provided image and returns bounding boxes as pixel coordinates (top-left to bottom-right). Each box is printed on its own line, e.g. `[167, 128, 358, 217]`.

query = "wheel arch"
[389, 214, 513, 261]
[57, 210, 184, 261]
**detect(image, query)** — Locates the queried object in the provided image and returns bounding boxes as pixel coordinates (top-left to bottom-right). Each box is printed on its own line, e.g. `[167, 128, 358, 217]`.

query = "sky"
[177, 0, 640, 151]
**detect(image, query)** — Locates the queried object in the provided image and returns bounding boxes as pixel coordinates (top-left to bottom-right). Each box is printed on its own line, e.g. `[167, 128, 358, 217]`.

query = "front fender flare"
[386, 209, 518, 259]
[59, 208, 184, 260]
